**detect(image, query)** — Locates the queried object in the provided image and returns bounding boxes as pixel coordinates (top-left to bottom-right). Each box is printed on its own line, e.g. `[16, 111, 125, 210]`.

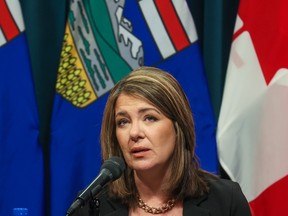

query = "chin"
[131, 162, 155, 171]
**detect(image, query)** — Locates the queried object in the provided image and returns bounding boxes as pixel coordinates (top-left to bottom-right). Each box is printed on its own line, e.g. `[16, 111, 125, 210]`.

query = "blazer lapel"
[183, 194, 210, 216]
[104, 207, 128, 216]
[102, 198, 129, 216]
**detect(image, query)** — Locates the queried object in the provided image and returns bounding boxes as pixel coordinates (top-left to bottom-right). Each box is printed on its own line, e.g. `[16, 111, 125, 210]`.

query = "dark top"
[74, 177, 252, 216]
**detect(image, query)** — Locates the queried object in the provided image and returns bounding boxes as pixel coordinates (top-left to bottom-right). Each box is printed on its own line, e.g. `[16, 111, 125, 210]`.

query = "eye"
[144, 115, 158, 122]
[116, 118, 129, 127]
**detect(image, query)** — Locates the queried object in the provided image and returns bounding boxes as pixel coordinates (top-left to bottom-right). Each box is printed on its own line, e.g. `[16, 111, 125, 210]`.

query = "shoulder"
[208, 176, 242, 197]
[206, 177, 252, 216]
[185, 176, 252, 216]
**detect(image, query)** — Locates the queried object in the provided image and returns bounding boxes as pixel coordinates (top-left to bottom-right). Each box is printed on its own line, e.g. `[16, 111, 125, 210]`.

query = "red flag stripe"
[0, 0, 20, 41]
[249, 175, 288, 216]
[155, 0, 190, 51]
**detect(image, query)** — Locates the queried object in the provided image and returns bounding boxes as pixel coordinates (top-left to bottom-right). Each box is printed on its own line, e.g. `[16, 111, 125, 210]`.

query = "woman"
[77, 66, 251, 216]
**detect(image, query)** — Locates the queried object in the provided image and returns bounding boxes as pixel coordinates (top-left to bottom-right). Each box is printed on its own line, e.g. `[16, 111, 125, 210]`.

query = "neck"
[134, 172, 166, 192]
[133, 169, 170, 202]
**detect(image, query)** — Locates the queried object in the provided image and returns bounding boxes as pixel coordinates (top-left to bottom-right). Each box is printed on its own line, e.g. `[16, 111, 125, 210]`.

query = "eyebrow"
[115, 107, 161, 117]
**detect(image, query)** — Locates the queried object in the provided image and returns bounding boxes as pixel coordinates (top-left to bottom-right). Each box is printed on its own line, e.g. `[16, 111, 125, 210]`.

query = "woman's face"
[115, 94, 177, 172]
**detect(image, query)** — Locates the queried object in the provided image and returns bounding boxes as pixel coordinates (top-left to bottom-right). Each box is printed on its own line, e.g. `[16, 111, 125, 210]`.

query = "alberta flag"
[217, 0, 288, 215]
[0, 0, 44, 215]
[50, 1, 218, 215]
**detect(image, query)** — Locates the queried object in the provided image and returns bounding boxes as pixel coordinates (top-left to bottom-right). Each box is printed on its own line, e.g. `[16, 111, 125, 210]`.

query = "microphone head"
[101, 156, 126, 180]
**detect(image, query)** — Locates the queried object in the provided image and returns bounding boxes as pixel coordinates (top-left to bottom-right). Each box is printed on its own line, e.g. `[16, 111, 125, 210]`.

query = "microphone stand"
[89, 198, 100, 216]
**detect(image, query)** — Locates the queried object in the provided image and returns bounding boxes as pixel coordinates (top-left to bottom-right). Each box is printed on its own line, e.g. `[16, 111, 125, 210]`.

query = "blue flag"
[0, 1, 44, 215]
[51, 1, 218, 215]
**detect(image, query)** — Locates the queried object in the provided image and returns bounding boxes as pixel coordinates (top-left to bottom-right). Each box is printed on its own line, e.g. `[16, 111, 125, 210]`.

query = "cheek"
[162, 128, 177, 151]
[116, 129, 128, 151]
[116, 130, 132, 164]
[158, 123, 176, 142]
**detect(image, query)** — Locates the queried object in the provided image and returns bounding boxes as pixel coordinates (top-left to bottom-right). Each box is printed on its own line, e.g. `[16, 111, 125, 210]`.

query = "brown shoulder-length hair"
[100, 66, 210, 205]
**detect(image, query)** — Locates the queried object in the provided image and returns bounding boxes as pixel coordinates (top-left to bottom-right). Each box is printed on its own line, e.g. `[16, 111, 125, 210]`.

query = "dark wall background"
[20, 0, 239, 214]
[189, 0, 240, 119]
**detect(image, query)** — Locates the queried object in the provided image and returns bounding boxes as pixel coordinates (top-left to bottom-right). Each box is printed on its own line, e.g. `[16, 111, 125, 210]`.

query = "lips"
[130, 146, 150, 154]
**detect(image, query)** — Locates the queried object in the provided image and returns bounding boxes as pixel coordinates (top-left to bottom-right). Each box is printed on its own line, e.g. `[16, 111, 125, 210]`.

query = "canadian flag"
[217, 0, 288, 215]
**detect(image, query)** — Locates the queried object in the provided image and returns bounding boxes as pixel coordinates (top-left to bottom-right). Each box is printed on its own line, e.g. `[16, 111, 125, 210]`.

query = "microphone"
[66, 156, 126, 216]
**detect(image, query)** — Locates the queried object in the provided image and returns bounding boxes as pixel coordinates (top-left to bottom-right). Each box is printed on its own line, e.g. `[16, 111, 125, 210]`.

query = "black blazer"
[74, 177, 252, 216]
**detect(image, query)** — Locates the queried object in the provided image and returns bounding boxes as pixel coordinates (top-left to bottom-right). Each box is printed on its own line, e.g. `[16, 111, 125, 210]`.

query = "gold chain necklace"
[137, 195, 176, 214]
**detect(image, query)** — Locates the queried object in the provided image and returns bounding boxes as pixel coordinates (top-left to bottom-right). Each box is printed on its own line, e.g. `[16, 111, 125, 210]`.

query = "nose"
[129, 121, 144, 142]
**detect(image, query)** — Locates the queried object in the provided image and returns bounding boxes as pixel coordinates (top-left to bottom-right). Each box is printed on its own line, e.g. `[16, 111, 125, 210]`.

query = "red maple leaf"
[234, 0, 288, 85]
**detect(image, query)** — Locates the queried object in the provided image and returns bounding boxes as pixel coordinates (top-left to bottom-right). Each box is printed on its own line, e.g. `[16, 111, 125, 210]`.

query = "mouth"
[130, 147, 150, 156]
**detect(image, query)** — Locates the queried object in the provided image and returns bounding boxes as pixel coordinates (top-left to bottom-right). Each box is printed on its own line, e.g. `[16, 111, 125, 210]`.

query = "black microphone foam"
[101, 156, 126, 181]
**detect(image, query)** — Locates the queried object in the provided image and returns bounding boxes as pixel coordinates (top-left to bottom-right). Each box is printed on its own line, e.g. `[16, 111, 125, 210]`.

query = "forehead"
[115, 94, 154, 109]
